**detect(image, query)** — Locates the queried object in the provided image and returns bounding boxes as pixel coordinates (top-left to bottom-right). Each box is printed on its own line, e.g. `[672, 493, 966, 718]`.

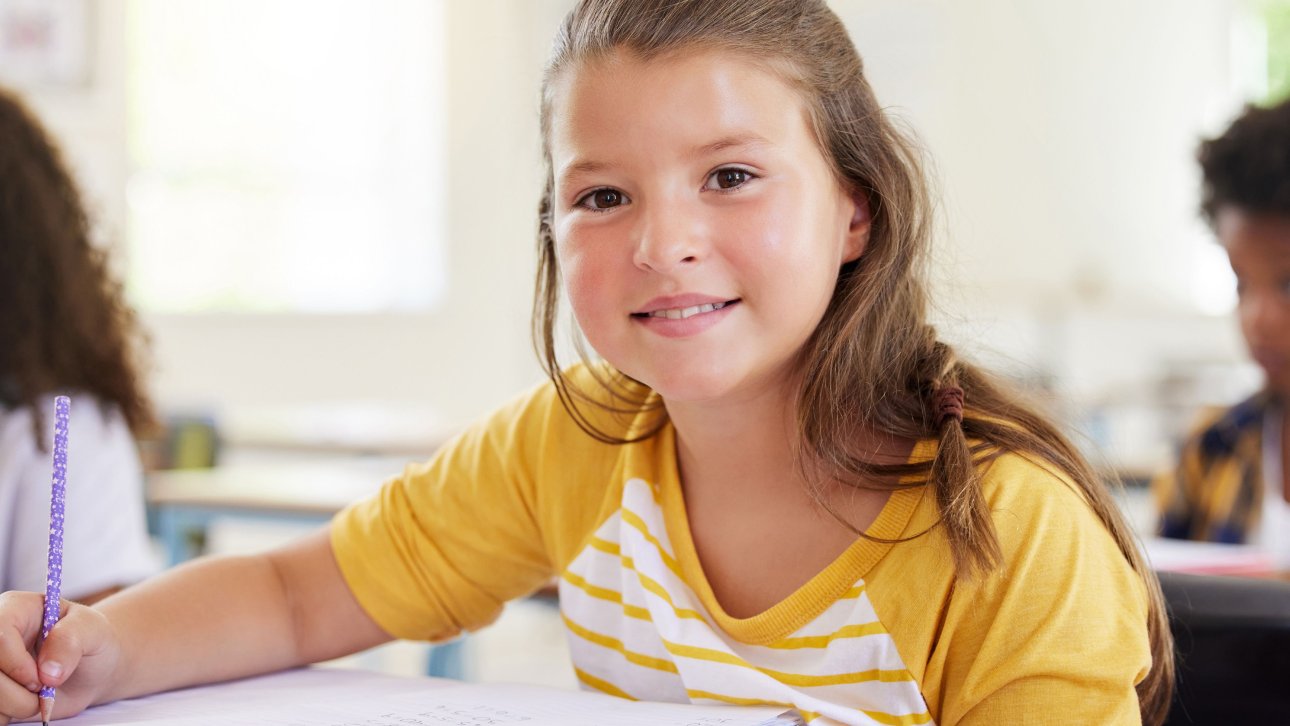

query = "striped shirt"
[333, 366, 1151, 725]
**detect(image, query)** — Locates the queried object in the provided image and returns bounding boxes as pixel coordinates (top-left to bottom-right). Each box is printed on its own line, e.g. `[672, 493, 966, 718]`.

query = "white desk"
[1142, 536, 1281, 577]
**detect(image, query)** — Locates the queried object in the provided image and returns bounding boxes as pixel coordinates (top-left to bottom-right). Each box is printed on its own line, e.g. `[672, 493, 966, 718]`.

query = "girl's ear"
[842, 190, 871, 264]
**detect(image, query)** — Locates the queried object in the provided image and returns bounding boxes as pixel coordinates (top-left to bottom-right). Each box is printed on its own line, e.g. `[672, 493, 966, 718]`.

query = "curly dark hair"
[1198, 98, 1290, 226]
[0, 86, 155, 445]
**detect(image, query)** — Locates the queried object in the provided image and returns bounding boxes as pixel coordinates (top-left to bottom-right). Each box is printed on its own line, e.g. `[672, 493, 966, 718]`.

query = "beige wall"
[138, 3, 563, 426]
[832, 0, 1249, 398]
[23, 1, 571, 427]
[14, 1, 1255, 451]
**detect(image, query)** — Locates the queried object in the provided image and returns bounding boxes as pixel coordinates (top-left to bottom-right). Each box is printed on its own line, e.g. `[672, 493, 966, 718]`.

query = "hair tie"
[933, 384, 964, 426]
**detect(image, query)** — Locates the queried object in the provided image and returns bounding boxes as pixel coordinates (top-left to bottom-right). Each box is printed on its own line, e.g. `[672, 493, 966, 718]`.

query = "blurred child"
[1155, 99, 1290, 552]
[0, 87, 158, 603]
[0, 3, 1172, 724]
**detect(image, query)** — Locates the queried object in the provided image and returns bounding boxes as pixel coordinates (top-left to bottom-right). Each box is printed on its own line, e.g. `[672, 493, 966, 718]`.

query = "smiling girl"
[0, 2, 1171, 725]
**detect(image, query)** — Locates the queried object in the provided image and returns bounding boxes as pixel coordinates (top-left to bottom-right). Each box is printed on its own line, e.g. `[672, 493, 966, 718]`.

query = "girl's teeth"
[650, 301, 727, 319]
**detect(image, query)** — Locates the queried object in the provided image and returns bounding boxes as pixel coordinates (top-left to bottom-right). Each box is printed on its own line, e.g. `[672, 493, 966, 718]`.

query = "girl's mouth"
[631, 299, 738, 320]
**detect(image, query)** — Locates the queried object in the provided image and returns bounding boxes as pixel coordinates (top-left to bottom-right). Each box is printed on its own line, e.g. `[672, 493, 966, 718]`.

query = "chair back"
[1159, 571, 1290, 725]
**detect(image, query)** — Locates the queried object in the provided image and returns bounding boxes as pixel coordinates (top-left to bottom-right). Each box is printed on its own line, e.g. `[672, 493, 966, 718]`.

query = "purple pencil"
[37, 396, 69, 726]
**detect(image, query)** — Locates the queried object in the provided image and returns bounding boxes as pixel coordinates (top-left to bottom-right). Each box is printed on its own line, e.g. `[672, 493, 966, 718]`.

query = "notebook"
[62, 668, 807, 726]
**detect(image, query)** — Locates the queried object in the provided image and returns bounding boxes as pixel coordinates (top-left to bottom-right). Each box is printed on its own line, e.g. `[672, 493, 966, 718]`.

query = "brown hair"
[0, 87, 155, 444]
[532, 1, 1172, 721]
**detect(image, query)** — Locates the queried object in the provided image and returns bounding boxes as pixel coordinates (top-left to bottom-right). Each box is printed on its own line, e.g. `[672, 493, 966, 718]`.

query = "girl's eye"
[577, 188, 626, 211]
[704, 167, 754, 191]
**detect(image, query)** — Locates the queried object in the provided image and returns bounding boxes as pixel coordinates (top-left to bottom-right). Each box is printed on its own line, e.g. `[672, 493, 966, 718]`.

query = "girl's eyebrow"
[556, 132, 774, 188]
[692, 132, 773, 156]
[557, 158, 612, 188]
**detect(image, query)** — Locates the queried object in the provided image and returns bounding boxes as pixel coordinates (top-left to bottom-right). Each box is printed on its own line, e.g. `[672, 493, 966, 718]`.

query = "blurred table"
[147, 458, 405, 563]
[1142, 536, 1282, 578]
[146, 457, 465, 678]
[219, 402, 455, 458]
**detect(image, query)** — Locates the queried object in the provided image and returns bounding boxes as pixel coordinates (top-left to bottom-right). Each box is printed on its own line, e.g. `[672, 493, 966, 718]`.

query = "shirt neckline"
[652, 424, 933, 645]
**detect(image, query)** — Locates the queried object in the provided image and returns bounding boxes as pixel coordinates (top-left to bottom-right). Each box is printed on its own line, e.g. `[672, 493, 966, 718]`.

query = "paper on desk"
[1141, 536, 1278, 576]
[58, 669, 440, 724]
[60, 669, 803, 726]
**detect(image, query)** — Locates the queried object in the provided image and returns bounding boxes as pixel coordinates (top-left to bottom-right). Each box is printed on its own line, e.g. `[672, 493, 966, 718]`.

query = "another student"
[0, 87, 158, 603]
[0, 3, 1173, 724]
[1155, 99, 1290, 551]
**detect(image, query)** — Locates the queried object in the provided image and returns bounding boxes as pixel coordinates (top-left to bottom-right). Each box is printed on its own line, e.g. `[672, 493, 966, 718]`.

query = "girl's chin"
[635, 372, 741, 405]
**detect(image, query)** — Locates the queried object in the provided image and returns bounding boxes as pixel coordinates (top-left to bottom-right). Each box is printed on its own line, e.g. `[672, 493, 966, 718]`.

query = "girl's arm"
[0, 528, 391, 722]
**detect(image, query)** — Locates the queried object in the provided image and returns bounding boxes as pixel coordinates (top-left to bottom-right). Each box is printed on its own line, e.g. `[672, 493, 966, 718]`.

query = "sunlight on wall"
[125, 0, 447, 313]
[1190, 232, 1237, 316]
[1187, 1, 1274, 317]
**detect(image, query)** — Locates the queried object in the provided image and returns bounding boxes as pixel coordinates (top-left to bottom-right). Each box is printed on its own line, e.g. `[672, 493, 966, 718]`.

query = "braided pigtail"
[924, 344, 1002, 578]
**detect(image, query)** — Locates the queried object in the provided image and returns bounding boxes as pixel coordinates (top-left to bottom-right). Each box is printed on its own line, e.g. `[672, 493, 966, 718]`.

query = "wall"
[140, 2, 570, 428]
[19, 1, 567, 430]
[12, 1, 1256, 455]
[832, 0, 1253, 467]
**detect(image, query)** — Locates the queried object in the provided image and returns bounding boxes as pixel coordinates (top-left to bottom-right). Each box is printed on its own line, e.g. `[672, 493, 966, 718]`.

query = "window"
[126, 0, 446, 313]
[1263, 0, 1290, 103]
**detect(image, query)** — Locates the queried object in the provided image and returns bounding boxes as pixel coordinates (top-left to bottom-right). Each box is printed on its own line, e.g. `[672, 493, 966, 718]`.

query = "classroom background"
[2, 0, 1285, 689]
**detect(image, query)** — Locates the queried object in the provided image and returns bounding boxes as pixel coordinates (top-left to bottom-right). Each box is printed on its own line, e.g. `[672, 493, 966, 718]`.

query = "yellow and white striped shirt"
[333, 367, 1152, 725]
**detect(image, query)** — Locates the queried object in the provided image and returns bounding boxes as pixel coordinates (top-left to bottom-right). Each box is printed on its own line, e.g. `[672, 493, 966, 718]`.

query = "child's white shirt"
[0, 395, 158, 596]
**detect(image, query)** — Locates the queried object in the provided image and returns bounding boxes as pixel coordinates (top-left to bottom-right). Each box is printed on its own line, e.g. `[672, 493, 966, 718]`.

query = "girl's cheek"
[560, 221, 620, 274]
[563, 261, 592, 306]
[557, 238, 603, 306]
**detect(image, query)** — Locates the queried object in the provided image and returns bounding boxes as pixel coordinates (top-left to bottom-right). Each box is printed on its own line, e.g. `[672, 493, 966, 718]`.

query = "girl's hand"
[0, 591, 120, 724]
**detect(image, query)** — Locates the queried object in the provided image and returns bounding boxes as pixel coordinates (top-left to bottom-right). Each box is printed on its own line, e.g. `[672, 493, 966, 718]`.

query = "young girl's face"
[1220, 208, 1290, 396]
[547, 49, 869, 405]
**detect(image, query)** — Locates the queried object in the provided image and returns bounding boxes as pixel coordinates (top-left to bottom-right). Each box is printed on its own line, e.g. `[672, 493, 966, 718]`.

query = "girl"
[0, 87, 157, 605]
[0, 2, 1173, 725]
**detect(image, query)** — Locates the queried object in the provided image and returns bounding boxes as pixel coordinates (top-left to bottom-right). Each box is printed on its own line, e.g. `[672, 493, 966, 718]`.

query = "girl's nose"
[631, 203, 704, 273]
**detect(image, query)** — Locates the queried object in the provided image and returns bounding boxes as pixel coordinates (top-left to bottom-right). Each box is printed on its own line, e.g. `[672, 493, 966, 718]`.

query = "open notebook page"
[60, 668, 804, 726]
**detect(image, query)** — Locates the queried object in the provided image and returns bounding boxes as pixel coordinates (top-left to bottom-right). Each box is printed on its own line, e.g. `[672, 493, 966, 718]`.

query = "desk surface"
[1142, 536, 1284, 577]
[147, 458, 410, 515]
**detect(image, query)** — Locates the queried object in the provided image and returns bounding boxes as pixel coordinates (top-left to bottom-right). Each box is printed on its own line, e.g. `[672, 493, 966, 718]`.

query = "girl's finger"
[0, 593, 44, 696]
[0, 672, 39, 722]
[34, 604, 105, 690]
[0, 622, 39, 696]
[0, 598, 40, 720]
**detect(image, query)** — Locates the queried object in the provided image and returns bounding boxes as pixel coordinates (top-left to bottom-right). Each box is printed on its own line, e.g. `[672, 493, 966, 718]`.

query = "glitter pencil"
[37, 396, 69, 726]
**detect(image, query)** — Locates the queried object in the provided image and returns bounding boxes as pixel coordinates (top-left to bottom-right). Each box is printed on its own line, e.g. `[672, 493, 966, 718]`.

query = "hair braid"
[923, 343, 1002, 577]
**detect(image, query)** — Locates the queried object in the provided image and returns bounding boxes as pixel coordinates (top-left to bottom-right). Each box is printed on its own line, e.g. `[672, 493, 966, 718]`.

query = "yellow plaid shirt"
[1153, 392, 1272, 543]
